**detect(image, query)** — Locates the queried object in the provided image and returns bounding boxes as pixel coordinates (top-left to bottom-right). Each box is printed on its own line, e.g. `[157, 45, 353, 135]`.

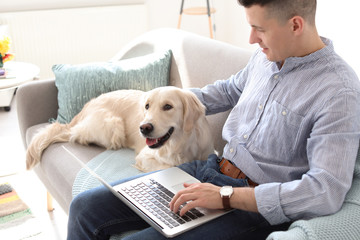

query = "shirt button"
[274, 74, 279, 80]
[243, 134, 248, 139]
[282, 110, 287, 116]
[230, 148, 234, 153]
[258, 105, 263, 110]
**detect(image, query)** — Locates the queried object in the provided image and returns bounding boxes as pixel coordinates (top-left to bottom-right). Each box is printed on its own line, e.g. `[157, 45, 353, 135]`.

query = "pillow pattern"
[53, 50, 172, 123]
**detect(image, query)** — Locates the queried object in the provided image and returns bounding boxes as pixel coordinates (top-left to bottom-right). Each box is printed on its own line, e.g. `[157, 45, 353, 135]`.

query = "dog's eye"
[145, 103, 149, 110]
[163, 104, 173, 111]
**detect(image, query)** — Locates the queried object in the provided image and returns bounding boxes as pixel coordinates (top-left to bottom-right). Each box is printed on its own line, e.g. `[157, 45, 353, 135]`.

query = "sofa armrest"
[16, 78, 58, 148]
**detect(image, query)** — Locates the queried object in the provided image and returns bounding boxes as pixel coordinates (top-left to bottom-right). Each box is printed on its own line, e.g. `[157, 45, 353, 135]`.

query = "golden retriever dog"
[26, 86, 214, 172]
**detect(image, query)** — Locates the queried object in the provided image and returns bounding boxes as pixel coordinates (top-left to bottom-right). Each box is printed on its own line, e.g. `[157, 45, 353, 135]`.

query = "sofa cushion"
[53, 50, 172, 123]
[72, 149, 142, 198]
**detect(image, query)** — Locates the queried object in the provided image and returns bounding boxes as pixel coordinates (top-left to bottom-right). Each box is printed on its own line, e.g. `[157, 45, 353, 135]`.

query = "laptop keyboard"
[121, 179, 205, 229]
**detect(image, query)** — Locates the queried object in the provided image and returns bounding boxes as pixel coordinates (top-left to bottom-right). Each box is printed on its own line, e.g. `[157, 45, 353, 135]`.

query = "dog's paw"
[134, 156, 172, 172]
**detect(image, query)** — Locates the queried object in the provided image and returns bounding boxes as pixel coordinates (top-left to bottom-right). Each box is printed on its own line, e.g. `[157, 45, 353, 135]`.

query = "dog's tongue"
[146, 138, 158, 146]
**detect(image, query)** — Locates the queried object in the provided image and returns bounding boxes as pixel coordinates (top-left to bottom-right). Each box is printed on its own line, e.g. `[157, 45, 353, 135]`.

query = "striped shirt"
[191, 38, 360, 224]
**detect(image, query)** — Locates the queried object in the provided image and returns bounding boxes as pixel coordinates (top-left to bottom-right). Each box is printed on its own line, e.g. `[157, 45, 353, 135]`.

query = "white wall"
[145, 0, 255, 50]
[1, 0, 358, 78]
[0, 4, 148, 79]
[316, 0, 359, 77]
[0, 0, 145, 12]
[146, 0, 358, 76]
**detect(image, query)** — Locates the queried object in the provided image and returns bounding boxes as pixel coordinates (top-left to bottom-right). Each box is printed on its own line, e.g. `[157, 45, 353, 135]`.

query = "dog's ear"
[181, 90, 206, 133]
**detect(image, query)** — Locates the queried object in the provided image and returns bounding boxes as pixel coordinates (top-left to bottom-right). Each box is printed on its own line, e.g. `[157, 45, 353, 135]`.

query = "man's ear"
[290, 16, 304, 35]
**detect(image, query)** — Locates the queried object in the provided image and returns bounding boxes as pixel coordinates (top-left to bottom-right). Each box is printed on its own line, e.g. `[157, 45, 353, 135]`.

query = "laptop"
[63, 146, 232, 238]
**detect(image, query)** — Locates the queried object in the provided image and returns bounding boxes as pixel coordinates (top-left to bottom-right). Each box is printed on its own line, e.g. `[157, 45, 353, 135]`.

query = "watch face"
[220, 186, 233, 196]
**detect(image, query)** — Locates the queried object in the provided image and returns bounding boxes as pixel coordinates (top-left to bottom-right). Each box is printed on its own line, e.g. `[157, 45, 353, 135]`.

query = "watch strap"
[222, 196, 231, 210]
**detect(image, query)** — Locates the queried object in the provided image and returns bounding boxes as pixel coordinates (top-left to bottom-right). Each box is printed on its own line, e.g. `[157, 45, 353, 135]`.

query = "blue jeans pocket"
[202, 167, 248, 187]
[178, 154, 248, 187]
[200, 155, 248, 187]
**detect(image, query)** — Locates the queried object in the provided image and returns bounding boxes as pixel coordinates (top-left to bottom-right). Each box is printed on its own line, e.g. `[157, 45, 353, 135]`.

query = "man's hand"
[169, 182, 259, 216]
[169, 182, 222, 216]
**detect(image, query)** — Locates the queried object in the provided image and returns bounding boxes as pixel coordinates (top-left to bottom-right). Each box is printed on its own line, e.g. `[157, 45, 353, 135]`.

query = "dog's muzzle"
[140, 123, 174, 149]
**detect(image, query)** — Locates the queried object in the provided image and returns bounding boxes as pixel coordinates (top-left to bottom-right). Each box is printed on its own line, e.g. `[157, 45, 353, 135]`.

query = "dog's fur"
[26, 86, 214, 172]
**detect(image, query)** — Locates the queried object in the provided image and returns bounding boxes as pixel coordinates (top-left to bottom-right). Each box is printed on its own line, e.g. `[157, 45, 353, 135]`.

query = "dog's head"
[140, 86, 206, 149]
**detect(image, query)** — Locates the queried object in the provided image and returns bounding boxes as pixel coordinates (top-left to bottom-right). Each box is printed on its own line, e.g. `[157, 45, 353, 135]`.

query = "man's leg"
[123, 210, 276, 240]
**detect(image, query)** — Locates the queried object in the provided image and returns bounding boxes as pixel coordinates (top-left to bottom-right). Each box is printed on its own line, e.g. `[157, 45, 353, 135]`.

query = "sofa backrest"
[112, 28, 253, 154]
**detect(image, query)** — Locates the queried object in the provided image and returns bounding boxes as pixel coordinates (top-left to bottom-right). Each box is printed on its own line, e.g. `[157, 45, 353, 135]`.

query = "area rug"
[0, 183, 42, 239]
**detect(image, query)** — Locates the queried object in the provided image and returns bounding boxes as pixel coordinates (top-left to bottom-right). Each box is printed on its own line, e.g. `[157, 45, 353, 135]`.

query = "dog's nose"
[140, 123, 154, 135]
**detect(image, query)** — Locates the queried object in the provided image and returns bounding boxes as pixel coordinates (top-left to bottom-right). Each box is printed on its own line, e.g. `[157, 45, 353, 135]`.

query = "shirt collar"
[276, 37, 334, 72]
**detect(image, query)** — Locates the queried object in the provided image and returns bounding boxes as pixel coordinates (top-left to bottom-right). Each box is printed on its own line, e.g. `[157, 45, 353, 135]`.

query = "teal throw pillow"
[53, 50, 172, 123]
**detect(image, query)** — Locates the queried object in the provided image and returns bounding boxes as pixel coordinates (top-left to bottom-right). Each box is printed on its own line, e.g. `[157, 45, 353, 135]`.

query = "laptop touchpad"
[171, 179, 199, 192]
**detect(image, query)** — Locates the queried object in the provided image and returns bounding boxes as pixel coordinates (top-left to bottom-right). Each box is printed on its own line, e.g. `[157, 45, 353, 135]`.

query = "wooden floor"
[0, 95, 68, 239]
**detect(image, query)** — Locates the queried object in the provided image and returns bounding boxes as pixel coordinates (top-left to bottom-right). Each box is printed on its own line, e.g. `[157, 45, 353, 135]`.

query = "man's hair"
[237, 0, 317, 25]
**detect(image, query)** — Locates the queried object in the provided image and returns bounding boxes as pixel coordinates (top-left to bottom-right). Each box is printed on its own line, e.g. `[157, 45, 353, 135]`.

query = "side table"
[0, 61, 40, 111]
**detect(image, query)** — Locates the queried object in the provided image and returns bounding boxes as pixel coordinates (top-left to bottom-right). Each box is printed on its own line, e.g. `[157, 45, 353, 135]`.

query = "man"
[67, 0, 360, 239]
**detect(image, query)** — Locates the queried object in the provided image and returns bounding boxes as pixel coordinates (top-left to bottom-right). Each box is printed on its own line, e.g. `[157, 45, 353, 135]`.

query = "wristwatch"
[220, 186, 233, 210]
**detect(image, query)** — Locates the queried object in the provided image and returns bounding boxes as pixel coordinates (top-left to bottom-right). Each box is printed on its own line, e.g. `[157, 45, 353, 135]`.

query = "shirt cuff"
[255, 183, 290, 225]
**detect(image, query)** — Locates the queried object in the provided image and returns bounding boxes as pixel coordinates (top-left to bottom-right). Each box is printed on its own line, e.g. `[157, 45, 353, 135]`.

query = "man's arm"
[256, 91, 360, 225]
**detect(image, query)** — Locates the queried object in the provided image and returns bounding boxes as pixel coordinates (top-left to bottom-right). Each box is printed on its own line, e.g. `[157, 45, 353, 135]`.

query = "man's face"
[245, 5, 294, 63]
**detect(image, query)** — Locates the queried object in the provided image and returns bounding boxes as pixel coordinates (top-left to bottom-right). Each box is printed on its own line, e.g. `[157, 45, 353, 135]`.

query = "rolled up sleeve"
[255, 183, 290, 225]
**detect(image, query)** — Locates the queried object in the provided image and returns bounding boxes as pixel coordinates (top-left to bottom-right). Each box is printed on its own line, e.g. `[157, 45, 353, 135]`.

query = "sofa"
[17, 28, 360, 239]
